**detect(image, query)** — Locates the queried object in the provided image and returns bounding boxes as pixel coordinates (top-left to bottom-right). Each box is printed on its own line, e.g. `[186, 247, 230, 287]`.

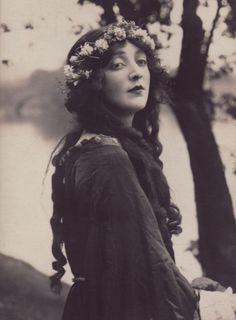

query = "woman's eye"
[110, 61, 125, 70]
[137, 58, 147, 66]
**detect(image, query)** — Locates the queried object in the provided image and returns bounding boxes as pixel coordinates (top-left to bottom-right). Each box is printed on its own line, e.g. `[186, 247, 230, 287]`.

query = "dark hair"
[50, 22, 182, 293]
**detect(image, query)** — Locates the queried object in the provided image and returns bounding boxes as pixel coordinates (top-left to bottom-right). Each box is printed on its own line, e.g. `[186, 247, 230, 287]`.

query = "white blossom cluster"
[64, 65, 92, 87]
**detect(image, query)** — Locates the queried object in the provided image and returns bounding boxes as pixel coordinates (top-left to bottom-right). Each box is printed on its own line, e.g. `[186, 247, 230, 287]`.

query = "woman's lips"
[128, 85, 144, 93]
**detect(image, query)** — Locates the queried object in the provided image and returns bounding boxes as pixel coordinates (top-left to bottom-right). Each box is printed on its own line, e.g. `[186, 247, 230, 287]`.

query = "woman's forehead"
[109, 40, 146, 57]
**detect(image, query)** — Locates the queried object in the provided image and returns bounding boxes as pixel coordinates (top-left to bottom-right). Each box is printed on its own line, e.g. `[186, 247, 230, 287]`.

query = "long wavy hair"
[50, 22, 182, 293]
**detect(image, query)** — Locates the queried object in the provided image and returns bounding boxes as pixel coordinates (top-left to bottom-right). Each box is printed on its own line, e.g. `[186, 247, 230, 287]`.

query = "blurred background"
[0, 0, 235, 319]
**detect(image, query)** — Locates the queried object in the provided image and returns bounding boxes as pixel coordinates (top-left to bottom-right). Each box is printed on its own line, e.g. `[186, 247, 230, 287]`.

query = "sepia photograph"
[0, 0, 236, 319]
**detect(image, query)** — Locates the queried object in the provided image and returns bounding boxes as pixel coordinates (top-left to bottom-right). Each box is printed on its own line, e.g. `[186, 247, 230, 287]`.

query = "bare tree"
[173, 0, 236, 289]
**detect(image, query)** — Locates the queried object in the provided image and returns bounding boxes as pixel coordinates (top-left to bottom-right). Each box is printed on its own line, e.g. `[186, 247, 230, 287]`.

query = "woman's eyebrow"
[111, 50, 126, 57]
[111, 49, 146, 58]
[136, 49, 146, 55]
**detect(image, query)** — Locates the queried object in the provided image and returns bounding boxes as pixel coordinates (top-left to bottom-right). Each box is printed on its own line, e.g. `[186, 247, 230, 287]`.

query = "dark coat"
[61, 135, 197, 320]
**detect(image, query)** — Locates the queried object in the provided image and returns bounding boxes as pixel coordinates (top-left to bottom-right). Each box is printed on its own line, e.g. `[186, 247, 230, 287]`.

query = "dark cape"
[60, 135, 197, 320]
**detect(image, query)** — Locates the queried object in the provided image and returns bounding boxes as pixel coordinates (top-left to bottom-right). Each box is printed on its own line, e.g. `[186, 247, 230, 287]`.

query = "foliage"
[0, 23, 11, 33]
[77, 0, 173, 25]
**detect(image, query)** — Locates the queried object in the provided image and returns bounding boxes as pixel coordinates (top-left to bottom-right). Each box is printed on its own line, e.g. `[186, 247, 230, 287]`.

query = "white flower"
[79, 43, 94, 56]
[84, 70, 92, 79]
[64, 65, 74, 78]
[69, 55, 78, 63]
[72, 73, 79, 79]
[95, 39, 109, 52]
[128, 27, 155, 50]
[132, 28, 148, 38]
[112, 27, 126, 40]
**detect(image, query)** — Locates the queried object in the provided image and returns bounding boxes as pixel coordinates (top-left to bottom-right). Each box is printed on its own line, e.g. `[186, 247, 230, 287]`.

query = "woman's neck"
[118, 114, 134, 127]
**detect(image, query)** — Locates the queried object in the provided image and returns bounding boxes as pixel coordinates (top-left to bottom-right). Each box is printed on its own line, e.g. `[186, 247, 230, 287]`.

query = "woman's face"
[101, 40, 150, 120]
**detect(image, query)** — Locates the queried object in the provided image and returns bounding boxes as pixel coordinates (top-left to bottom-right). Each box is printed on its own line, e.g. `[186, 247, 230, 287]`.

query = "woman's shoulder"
[73, 133, 130, 169]
[70, 134, 136, 189]
[77, 133, 121, 150]
[76, 132, 120, 148]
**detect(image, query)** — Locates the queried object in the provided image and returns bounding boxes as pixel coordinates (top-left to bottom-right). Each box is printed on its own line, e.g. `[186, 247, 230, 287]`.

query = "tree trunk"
[228, 0, 236, 21]
[173, 0, 236, 289]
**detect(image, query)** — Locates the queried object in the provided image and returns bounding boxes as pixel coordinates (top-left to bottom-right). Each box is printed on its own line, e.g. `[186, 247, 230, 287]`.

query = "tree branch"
[202, 0, 223, 66]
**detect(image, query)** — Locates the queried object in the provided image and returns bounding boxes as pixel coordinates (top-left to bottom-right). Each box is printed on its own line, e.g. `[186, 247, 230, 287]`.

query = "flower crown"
[64, 20, 156, 87]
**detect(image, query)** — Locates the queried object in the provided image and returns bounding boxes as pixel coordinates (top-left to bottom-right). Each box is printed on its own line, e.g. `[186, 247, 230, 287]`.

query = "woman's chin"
[119, 104, 146, 114]
[123, 97, 148, 112]
[129, 102, 147, 112]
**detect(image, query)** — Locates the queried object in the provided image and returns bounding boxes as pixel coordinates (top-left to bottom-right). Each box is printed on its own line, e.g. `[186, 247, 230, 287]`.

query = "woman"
[50, 20, 199, 319]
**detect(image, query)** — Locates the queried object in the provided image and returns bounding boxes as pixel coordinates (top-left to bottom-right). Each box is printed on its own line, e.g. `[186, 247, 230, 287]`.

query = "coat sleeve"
[72, 145, 197, 320]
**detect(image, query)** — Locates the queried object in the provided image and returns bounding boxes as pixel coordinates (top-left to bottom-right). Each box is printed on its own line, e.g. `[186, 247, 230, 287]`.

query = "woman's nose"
[128, 65, 143, 81]
[129, 72, 142, 81]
